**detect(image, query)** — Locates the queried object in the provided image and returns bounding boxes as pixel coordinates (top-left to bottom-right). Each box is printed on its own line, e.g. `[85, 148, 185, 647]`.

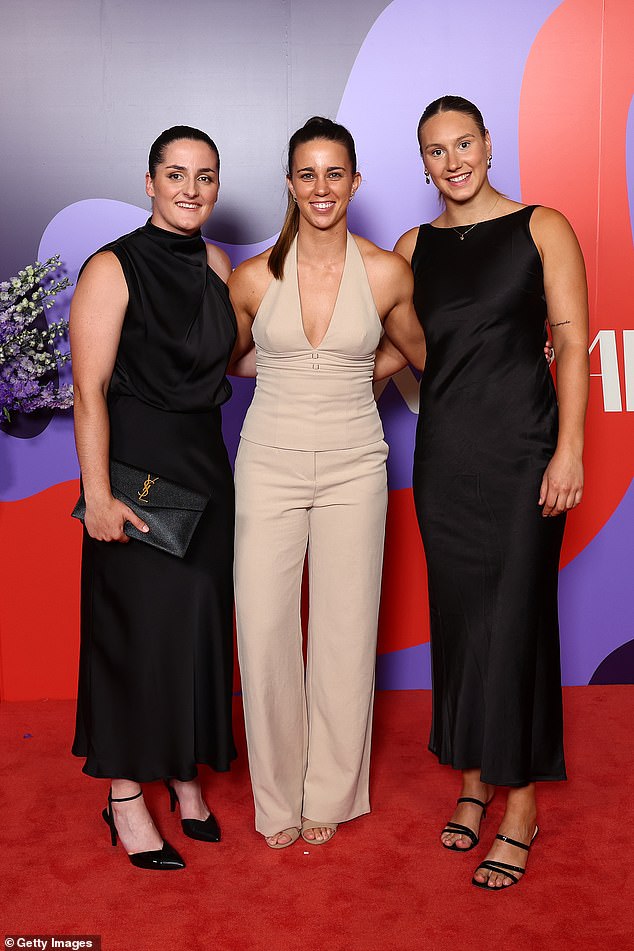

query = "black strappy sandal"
[441, 796, 493, 852]
[471, 826, 539, 889]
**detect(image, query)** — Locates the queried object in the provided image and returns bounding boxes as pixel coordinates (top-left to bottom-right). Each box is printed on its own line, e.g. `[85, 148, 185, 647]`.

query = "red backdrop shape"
[520, 0, 634, 566]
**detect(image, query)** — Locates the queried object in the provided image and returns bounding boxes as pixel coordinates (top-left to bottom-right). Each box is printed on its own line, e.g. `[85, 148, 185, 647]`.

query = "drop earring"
[424, 169, 431, 185]
[487, 154, 492, 169]
[349, 192, 355, 202]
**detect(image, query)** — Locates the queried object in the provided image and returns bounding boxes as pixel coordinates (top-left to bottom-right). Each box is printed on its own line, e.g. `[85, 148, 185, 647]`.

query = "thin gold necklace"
[450, 195, 500, 241]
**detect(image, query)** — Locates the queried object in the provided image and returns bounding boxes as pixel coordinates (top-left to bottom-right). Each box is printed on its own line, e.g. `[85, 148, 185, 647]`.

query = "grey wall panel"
[0, 0, 391, 276]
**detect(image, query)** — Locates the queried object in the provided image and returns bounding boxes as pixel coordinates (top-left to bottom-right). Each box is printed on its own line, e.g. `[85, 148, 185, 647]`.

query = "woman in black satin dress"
[394, 97, 589, 890]
[70, 126, 236, 870]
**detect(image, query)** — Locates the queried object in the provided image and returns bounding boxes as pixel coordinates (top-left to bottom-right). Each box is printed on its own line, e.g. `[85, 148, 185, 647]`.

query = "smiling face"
[145, 138, 220, 235]
[418, 110, 492, 204]
[287, 138, 361, 232]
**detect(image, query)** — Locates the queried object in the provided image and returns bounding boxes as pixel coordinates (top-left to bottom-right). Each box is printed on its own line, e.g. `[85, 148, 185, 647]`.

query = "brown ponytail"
[267, 116, 357, 281]
[268, 193, 300, 280]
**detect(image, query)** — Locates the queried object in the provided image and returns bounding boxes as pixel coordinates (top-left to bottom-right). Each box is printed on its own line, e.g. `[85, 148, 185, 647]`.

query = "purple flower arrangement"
[0, 255, 73, 422]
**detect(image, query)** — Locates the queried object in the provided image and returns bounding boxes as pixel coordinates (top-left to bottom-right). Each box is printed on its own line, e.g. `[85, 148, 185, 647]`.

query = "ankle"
[501, 808, 537, 826]
[460, 780, 492, 800]
[110, 780, 142, 801]
[498, 808, 538, 838]
[171, 778, 201, 796]
[503, 790, 537, 825]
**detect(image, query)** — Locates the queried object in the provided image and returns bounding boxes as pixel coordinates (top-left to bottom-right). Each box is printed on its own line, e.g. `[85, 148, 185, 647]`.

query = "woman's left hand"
[544, 339, 554, 365]
[539, 448, 584, 517]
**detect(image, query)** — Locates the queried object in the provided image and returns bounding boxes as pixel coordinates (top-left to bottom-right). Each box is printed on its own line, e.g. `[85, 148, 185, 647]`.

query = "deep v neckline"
[295, 233, 348, 350]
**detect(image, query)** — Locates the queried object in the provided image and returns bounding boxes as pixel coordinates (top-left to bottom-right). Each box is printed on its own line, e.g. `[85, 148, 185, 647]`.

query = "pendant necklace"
[452, 222, 479, 241]
[451, 195, 500, 241]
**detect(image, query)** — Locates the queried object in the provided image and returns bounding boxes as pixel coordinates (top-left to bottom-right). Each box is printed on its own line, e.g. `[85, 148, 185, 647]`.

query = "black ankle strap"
[457, 796, 486, 809]
[495, 833, 529, 851]
[109, 789, 143, 804]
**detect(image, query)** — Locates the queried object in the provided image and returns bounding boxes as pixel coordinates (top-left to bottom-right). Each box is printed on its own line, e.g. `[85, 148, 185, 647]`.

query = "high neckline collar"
[142, 218, 205, 255]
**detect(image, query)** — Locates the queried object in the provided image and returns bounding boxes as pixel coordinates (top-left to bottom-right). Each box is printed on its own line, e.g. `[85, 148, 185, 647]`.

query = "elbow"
[73, 381, 109, 413]
[410, 349, 426, 372]
[555, 340, 589, 370]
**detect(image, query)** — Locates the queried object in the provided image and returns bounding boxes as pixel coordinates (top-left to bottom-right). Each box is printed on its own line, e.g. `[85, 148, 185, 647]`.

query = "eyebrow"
[296, 165, 346, 172]
[165, 164, 217, 173]
[424, 133, 476, 148]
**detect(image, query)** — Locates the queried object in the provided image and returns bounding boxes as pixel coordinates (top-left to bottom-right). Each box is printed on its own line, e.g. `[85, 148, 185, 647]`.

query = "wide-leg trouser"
[234, 438, 388, 836]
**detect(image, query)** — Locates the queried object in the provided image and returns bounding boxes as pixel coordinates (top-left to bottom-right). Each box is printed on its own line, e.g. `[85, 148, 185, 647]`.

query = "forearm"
[73, 387, 112, 504]
[382, 317, 426, 372]
[376, 321, 426, 378]
[554, 342, 589, 455]
[397, 338, 426, 372]
[374, 347, 408, 381]
[227, 345, 256, 378]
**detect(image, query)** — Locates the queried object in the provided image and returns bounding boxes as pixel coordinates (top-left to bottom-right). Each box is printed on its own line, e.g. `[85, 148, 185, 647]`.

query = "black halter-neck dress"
[411, 206, 566, 786]
[72, 220, 237, 782]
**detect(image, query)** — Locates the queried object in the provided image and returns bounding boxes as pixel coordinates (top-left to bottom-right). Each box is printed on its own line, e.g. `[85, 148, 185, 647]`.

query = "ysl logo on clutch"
[138, 474, 159, 504]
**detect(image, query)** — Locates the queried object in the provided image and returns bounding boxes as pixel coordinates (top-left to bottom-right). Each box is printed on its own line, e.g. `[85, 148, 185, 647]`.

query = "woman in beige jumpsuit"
[229, 117, 425, 848]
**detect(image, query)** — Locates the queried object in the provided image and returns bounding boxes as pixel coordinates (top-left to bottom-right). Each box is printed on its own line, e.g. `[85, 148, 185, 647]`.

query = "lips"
[447, 172, 471, 185]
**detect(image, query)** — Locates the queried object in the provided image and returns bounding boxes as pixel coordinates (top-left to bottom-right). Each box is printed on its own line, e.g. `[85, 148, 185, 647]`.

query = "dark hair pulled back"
[268, 117, 357, 280]
[417, 96, 486, 154]
[148, 125, 220, 178]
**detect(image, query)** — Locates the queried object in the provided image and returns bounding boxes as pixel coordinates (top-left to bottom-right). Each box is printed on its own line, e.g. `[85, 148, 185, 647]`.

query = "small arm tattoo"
[550, 320, 571, 327]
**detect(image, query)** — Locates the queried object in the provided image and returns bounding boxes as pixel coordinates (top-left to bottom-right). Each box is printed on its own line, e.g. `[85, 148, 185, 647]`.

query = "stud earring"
[487, 154, 492, 169]
[424, 169, 431, 185]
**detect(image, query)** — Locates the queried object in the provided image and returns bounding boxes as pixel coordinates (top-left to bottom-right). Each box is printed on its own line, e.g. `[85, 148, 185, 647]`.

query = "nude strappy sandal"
[265, 827, 300, 850]
[300, 820, 338, 844]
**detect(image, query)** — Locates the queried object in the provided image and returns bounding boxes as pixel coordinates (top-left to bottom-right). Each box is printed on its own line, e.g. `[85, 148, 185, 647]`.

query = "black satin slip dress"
[411, 206, 566, 786]
[72, 219, 237, 781]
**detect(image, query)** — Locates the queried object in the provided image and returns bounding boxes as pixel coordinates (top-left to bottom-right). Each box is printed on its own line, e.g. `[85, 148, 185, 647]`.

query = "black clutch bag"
[71, 459, 209, 558]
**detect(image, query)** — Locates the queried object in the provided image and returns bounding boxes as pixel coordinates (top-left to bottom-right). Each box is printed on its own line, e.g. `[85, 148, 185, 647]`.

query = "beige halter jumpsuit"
[234, 232, 388, 836]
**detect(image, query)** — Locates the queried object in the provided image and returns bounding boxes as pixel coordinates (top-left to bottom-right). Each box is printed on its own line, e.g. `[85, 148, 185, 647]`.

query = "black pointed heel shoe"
[102, 789, 185, 870]
[165, 781, 221, 842]
[441, 795, 494, 852]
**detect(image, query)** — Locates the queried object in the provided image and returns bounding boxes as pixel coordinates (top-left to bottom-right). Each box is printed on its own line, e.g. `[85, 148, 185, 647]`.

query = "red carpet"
[2, 688, 632, 951]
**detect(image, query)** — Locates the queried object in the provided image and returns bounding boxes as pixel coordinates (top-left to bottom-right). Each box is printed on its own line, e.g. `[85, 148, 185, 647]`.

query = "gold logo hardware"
[138, 474, 159, 503]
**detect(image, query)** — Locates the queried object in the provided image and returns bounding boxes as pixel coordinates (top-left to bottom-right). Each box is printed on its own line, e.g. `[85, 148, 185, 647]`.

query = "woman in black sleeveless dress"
[71, 127, 236, 869]
[394, 97, 589, 889]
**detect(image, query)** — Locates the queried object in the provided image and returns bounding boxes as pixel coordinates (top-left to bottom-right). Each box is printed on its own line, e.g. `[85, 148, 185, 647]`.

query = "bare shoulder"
[393, 227, 419, 263]
[353, 233, 412, 282]
[78, 249, 124, 284]
[352, 234, 413, 317]
[71, 250, 128, 341]
[530, 205, 577, 241]
[227, 247, 274, 315]
[352, 233, 386, 261]
[529, 206, 582, 259]
[74, 250, 127, 303]
[229, 248, 272, 289]
[205, 242, 232, 282]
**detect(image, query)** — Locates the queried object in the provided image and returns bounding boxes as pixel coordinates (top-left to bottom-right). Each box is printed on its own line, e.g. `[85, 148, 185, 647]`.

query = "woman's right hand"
[84, 495, 149, 543]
